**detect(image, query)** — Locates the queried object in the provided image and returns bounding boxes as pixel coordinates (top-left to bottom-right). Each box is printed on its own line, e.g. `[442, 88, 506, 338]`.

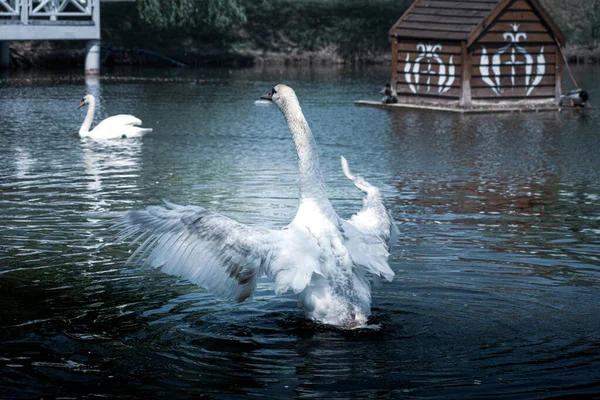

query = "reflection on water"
[12, 146, 34, 180]
[85, 74, 101, 101]
[81, 139, 143, 211]
[0, 65, 599, 399]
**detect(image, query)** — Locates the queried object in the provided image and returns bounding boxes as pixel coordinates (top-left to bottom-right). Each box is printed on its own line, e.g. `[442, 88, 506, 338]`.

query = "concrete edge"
[353, 100, 560, 114]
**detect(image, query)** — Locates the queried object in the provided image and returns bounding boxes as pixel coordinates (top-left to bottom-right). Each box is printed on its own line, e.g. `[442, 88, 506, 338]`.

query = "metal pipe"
[85, 39, 101, 75]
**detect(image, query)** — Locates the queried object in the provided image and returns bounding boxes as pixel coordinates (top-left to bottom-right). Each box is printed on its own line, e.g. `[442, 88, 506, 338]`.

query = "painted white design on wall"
[404, 43, 455, 95]
[479, 23, 546, 96]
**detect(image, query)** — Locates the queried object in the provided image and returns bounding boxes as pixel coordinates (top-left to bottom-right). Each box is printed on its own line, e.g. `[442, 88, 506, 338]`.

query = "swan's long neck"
[79, 97, 95, 135]
[282, 100, 330, 205]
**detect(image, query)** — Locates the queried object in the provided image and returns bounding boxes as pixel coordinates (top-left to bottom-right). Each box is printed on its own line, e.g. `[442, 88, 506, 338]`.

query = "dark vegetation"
[541, 0, 600, 63]
[102, 0, 413, 66]
[10, 0, 600, 68]
[11, 0, 410, 68]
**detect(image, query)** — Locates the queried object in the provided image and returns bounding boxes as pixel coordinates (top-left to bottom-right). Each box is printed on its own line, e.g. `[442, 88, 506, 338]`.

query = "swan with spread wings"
[113, 84, 397, 329]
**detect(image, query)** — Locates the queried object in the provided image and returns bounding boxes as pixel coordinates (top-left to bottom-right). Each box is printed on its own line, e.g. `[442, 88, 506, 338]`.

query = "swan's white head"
[260, 84, 301, 117]
[78, 94, 94, 109]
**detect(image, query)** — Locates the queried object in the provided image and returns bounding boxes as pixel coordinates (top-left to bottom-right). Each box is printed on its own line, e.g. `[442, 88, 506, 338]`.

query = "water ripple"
[1, 66, 599, 398]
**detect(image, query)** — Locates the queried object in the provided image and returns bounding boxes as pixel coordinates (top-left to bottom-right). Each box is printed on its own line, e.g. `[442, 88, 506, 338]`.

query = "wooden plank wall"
[470, 0, 557, 99]
[394, 39, 463, 99]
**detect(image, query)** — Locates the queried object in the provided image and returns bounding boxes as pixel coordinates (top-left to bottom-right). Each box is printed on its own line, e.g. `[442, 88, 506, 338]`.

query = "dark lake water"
[1, 65, 599, 399]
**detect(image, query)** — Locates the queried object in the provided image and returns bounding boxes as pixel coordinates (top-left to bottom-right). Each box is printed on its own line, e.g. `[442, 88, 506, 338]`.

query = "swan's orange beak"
[260, 92, 273, 101]
[78, 100, 85, 108]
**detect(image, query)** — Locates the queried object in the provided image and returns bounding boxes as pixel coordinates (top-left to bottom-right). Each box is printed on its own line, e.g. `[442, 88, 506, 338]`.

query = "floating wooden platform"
[354, 100, 560, 114]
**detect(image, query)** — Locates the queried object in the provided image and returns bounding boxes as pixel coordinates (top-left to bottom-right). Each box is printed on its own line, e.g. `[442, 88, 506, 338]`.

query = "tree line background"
[13, 0, 600, 68]
[129, 0, 599, 56]
[101, 0, 414, 65]
[542, 0, 600, 51]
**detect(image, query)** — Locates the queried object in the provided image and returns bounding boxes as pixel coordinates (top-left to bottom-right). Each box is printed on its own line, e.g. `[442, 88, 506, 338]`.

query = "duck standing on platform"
[560, 88, 589, 108]
[380, 83, 398, 104]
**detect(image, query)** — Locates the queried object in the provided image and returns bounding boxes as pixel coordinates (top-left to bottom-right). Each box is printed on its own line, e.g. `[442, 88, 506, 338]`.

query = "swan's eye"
[271, 87, 277, 95]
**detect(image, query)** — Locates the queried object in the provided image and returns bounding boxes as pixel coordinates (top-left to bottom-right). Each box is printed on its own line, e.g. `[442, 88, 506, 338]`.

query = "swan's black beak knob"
[78, 100, 85, 108]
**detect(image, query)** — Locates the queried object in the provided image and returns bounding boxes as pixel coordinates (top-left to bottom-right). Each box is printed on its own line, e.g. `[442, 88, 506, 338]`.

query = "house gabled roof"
[389, 0, 565, 45]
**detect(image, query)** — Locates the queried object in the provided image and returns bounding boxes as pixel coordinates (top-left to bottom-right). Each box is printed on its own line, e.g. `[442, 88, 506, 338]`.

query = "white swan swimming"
[112, 84, 397, 329]
[78, 94, 152, 139]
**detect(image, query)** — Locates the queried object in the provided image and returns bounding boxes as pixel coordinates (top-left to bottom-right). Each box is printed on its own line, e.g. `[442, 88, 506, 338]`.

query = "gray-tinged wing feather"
[112, 201, 276, 302]
[340, 156, 398, 252]
[340, 156, 397, 282]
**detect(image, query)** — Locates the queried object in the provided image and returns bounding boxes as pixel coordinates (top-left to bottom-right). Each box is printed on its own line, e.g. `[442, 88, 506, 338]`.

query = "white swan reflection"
[82, 139, 143, 213]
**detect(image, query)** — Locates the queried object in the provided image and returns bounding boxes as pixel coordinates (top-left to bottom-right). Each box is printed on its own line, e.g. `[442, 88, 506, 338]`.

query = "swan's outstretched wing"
[340, 156, 397, 280]
[112, 201, 280, 302]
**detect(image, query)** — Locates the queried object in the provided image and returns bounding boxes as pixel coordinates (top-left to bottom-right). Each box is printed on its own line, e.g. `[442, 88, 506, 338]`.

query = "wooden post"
[0, 42, 10, 70]
[391, 37, 398, 87]
[555, 49, 563, 105]
[460, 41, 472, 109]
[20, 0, 28, 25]
[50, 0, 58, 21]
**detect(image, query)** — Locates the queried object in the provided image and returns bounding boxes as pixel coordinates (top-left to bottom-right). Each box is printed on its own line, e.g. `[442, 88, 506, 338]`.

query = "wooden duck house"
[388, 0, 565, 111]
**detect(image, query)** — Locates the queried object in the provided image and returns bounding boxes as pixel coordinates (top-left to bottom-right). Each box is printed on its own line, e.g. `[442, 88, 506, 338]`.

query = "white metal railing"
[0, 0, 95, 23]
[30, 0, 93, 17]
[0, 0, 99, 40]
[0, 0, 20, 16]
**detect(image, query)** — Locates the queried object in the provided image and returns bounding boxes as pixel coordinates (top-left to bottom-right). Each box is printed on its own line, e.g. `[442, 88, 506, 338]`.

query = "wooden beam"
[460, 41, 472, 109]
[389, 0, 425, 37]
[391, 38, 398, 86]
[468, 0, 566, 47]
[467, 0, 512, 48]
[555, 49, 563, 104]
[353, 100, 559, 114]
[393, 29, 468, 41]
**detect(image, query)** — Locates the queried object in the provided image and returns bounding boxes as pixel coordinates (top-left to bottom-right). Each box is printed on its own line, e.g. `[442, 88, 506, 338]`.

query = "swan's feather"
[92, 114, 152, 137]
[113, 201, 326, 301]
[95, 114, 143, 129]
[265, 224, 323, 294]
[86, 115, 151, 139]
[340, 156, 397, 280]
[113, 201, 278, 302]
